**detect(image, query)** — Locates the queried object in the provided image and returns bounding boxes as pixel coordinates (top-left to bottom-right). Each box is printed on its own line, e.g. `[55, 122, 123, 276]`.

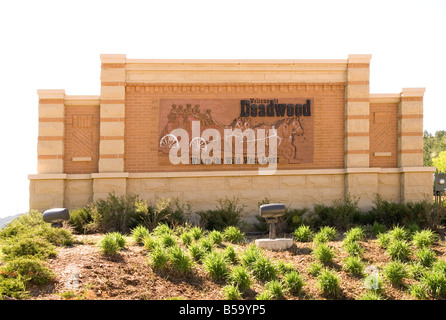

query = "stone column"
[398, 88, 432, 202]
[94, 54, 127, 200]
[344, 55, 377, 209]
[29, 89, 66, 210]
[37, 89, 65, 173]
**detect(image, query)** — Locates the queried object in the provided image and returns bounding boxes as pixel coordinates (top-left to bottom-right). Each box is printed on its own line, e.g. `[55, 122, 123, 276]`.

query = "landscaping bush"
[0, 256, 55, 285]
[412, 229, 439, 248]
[169, 246, 193, 273]
[0, 276, 29, 299]
[383, 261, 408, 286]
[228, 265, 252, 291]
[311, 194, 361, 229]
[197, 197, 246, 231]
[317, 269, 341, 297]
[222, 226, 245, 244]
[416, 247, 437, 267]
[251, 256, 278, 281]
[149, 247, 170, 270]
[386, 240, 412, 261]
[68, 206, 94, 234]
[293, 225, 313, 242]
[98, 232, 126, 255]
[284, 271, 304, 295]
[265, 280, 285, 299]
[222, 284, 242, 300]
[342, 256, 364, 276]
[92, 192, 140, 233]
[131, 225, 150, 245]
[313, 243, 335, 264]
[203, 251, 229, 280]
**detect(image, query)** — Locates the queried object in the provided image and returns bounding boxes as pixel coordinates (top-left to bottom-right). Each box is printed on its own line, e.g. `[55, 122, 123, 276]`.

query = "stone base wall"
[29, 167, 435, 223]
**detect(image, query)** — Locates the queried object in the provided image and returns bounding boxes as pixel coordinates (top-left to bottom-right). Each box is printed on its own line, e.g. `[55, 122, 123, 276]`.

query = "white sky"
[0, 0, 445, 218]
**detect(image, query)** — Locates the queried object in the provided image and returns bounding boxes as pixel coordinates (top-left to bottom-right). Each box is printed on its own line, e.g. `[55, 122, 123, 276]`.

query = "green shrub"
[0, 276, 29, 299]
[409, 283, 428, 300]
[222, 226, 245, 244]
[313, 243, 335, 264]
[197, 197, 246, 231]
[198, 237, 214, 253]
[222, 284, 242, 300]
[388, 225, 409, 241]
[433, 260, 446, 274]
[68, 207, 94, 234]
[0, 257, 55, 285]
[143, 235, 160, 252]
[318, 269, 341, 297]
[412, 229, 438, 248]
[240, 243, 263, 267]
[131, 225, 150, 245]
[203, 251, 229, 280]
[422, 270, 446, 297]
[160, 233, 176, 248]
[284, 207, 310, 231]
[343, 256, 364, 276]
[188, 243, 207, 263]
[370, 221, 387, 236]
[386, 240, 411, 261]
[149, 247, 170, 270]
[38, 226, 74, 247]
[312, 194, 361, 229]
[92, 192, 140, 233]
[367, 194, 411, 227]
[189, 226, 203, 240]
[152, 223, 173, 236]
[319, 226, 338, 241]
[284, 271, 304, 295]
[169, 246, 193, 273]
[359, 291, 384, 300]
[224, 245, 238, 264]
[265, 280, 285, 299]
[251, 256, 278, 281]
[409, 262, 427, 280]
[313, 231, 329, 244]
[208, 230, 223, 245]
[308, 262, 323, 277]
[383, 261, 408, 286]
[293, 225, 313, 242]
[180, 231, 193, 246]
[1, 237, 56, 260]
[98, 233, 124, 255]
[228, 265, 252, 291]
[364, 271, 383, 293]
[0, 210, 46, 238]
[255, 290, 272, 300]
[343, 240, 363, 257]
[276, 260, 296, 275]
[136, 198, 167, 232]
[416, 247, 437, 267]
[344, 226, 365, 242]
[377, 232, 391, 249]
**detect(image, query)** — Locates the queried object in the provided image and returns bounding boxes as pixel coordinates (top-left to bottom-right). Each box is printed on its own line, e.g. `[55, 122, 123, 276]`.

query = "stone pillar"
[95, 54, 127, 200]
[344, 55, 376, 208]
[37, 89, 65, 173]
[398, 88, 432, 202]
[398, 88, 425, 167]
[99, 54, 126, 173]
[344, 54, 371, 168]
[29, 89, 66, 210]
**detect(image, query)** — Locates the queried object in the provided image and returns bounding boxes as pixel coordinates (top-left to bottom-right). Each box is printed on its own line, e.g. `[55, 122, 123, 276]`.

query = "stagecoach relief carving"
[159, 103, 310, 163]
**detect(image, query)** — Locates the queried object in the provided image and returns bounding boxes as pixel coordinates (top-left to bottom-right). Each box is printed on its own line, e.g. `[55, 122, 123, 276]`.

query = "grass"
[383, 261, 408, 286]
[293, 225, 313, 242]
[317, 269, 341, 297]
[203, 251, 230, 280]
[312, 243, 335, 264]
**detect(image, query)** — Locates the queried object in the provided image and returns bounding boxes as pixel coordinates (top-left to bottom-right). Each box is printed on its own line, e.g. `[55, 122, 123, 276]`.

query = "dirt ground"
[25, 230, 446, 301]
